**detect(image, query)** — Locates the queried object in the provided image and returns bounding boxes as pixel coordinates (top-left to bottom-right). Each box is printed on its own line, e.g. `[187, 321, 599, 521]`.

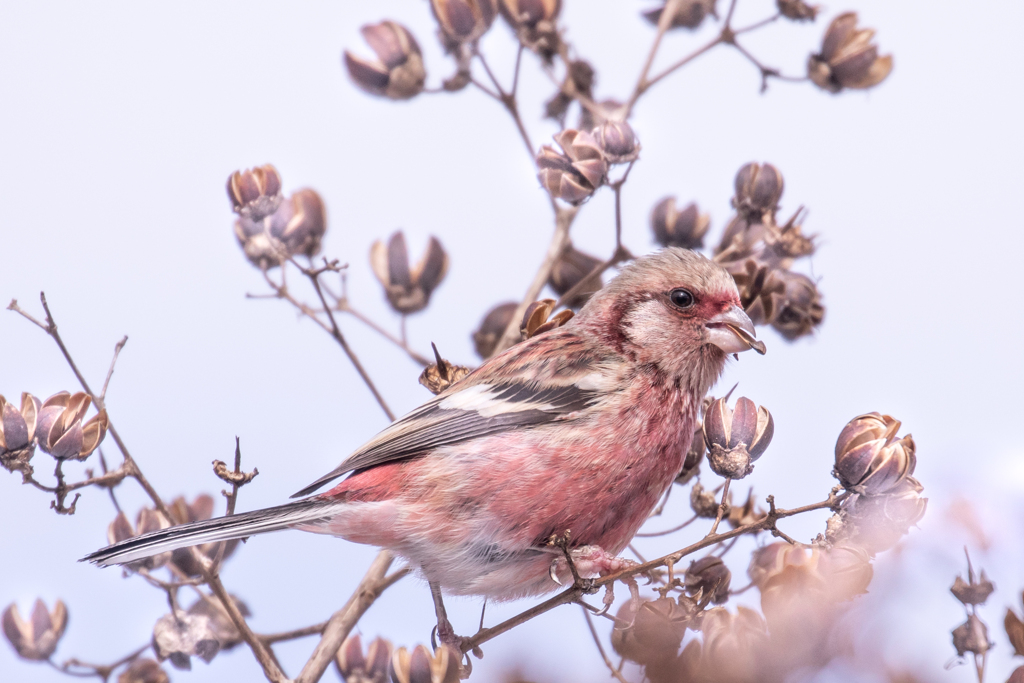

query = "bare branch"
[100, 336, 128, 401]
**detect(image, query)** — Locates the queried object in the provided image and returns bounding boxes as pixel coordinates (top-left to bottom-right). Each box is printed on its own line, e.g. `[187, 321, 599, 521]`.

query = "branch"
[582, 606, 630, 683]
[295, 551, 411, 683]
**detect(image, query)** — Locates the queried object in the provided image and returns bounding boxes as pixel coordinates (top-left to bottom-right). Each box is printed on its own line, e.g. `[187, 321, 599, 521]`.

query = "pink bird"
[84, 248, 764, 645]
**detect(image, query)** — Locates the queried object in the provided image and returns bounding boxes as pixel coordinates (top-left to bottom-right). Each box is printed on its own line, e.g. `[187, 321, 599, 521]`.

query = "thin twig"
[626, 0, 683, 114]
[582, 606, 631, 683]
[707, 478, 731, 536]
[635, 513, 699, 538]
[100, 336, 128, 401]
[259, 621, 329, 645]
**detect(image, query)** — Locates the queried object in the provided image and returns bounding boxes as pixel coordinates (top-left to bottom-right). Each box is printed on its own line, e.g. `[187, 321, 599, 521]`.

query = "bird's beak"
[706, 306, 766, 355]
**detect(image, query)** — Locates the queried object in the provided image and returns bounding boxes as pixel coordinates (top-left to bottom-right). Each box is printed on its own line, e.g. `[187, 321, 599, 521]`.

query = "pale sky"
[2, 1, 1023, 682]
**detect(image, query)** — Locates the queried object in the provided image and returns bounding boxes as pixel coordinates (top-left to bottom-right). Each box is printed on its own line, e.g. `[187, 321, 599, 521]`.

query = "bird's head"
[574, 248, 764, 390]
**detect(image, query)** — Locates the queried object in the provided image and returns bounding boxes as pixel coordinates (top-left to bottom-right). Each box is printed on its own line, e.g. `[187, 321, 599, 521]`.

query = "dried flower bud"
[834, 412, 915, 494]
[186, 595, 250, 651]
[703, 396, 774, 479]
[1006, 607, 1024, 657]
[834, 476, 927, 553]
[700, 607, 767, 682]
[269, 189, 327, 259]
[685, 556, 731, 604]
[593, 120, 639, 164]
[675, 424, 704, 485]
[152, 612, 220, 670]
[168, 494, 239, 576]
[808, 13, 892, 93]
[769, 270, 825, 340]
[108, 509, 172, 570]
[337, 634, 393, 683]
[536, 129, 608, 205]
[650, 198, 710, 250]
[642, 0, 718, 30]
[690, 481, 722, 518]
[727, 489, 766, 528]
[818, 544, 873, 601]
[370, 232, 449, 315]
[344, 22, 426, 100]
[777, 0, 818, 21]
[521, 299, 574, 339]
[951, 569, 995, 607]
[226, 165, 282, 222]
[391, 644, 460, 683]
[0, 393, 39, 475]
[472, 302, 517, 359]
[2, 599, 68, 661]
[31, 391, 108, 461]
[611, 597, 694, 665]
[747, 542, 788, 588]
[952, 614, 992, 658]
[118, 658, 169, 683]
[548, 244, 602, 308]
[420, 344, 473, 395]
[733, 162, 784, 220]
[499, 0, 560, 28]
[430, 0, 497, 43]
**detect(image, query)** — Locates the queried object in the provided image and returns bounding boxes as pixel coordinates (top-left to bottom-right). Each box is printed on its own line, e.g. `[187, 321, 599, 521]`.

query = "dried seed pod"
[834, 412, 915, 495]
[770, 270, 825, 340]
[702, 396, 774, 479]
[1006, 606, 1024, 657]
[1009, 666, 1024, 683]
[0, 393, 39, 474]
[727, 488, 766, 528]
[818, 544, 873, 601]
[835, 476, 927, 553]
[226, 165, 282, 222]
[269, 189, 327, 259]
[520, 299, 574, 339]
[642, 0, 718, 30]
[611, 597, 694, 665]
[419, 344, 473, 395]
[690, 481, 722, 518]
[536, 129, 608, 205]
[547, 243, 602, 308]
[108, 509, 172, 571]
[699, 607, 768, 682]
[747, 541, 789, 589]
[952, 614, 992, 658]
[118, 658, 169, 683]
[430, 0, 497, 43]
[1, 599, 68, 661]
[32, 391, 108, 461]
[152, 612, 220, 670]
[337, 634, 393, 683]
[808, 13, 893, 93]
[777, 0, 818, 21]
[168, 494, 239, 576]
[370, 231, 449, 315]
[472, 302, 517, 359]
[344, 22, 426, 100]
[684, 556, 731, 604]
[675, 424, 704, 485]
[650, 197, 710, 250]
[186, 595, 250, 651]
[951, 568, 995, 607]
[499, 0, 561, 61]
[592, 120, 639, 164]
[391, 644, 460, 683]
[733, 162, 784, 220]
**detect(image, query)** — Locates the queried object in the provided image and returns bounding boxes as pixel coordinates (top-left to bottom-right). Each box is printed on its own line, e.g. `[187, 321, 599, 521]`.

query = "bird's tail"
[81, 498, 338, 567]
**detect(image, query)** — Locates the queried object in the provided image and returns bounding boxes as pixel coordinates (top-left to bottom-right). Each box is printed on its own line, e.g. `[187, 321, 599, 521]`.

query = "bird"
[83, 247, 764, 645]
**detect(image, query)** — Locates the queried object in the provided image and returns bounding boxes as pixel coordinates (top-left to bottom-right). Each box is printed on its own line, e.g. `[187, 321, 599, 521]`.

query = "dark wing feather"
[291, 333, 612, 498]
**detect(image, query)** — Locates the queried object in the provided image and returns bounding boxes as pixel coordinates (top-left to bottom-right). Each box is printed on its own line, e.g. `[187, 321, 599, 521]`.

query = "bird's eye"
[669, 288, 695, 309]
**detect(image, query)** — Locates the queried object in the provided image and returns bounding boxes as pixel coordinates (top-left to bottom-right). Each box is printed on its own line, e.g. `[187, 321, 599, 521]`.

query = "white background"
[2, 1, 1023, 681]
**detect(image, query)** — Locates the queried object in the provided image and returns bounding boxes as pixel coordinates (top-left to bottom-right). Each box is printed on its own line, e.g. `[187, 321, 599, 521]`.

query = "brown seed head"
[727, 488, 766, 528]
[118, 658, 169, 683]
[1, 599, 68, 661]
[808, 13, 893, 93]
[690, 481, 723, 518]
[650, 197, 710, 250]
[391, 644, 460, 683]
[430, 0, 497, 43]
[733, 162, 784, 221]
[31, 391, 108, 461]
[642, 0, 718, 30]
[834, 476, 927, 553]
[186, 595, 250, 651]
[0, 393, 40, 475]
[520, 299, 574, 339]
[702, 396, 774, 479]
[952, 614, 992, 658]
[777, 0, 819, 21]
[950, 562, 995, 607]
[699, 607, 768, 682]
[420, 344, 473, 395]
[472, 302, 518, 359]
[769, 270, 825, 340]
[270, 189, 327, 259]
[536, 129, 608, 205]
[834, 412, 915, 494]
[1006, 608, 1024, 657]
[370, 231, 449, 315]
[593, 120, 639, 164]
[611, 597, 694, 665]
[337, 634, 393, 683]
[685, 556, 732, 604]
[548, 243, 602, 308]
[344, 22, 426, 100]
[226, 165, 282, 221]
[1009, 666, 1024, 683]
[499, 0, 560, 28]
[152, 612, 220, 670]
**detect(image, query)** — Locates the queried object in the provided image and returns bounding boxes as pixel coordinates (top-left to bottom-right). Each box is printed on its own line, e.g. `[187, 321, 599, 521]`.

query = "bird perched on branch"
[84, 248, 764, 646]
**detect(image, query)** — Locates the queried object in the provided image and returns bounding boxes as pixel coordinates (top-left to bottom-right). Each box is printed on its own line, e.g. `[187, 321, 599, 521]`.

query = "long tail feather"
[81, 498, 337, 567]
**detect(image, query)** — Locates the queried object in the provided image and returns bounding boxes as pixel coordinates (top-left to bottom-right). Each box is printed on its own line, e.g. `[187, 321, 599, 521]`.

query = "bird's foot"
[548, 540, 647, 597]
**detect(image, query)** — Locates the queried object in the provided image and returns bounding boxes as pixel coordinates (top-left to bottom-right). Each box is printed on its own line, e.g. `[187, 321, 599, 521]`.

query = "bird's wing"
[291, 329, 617, 498]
